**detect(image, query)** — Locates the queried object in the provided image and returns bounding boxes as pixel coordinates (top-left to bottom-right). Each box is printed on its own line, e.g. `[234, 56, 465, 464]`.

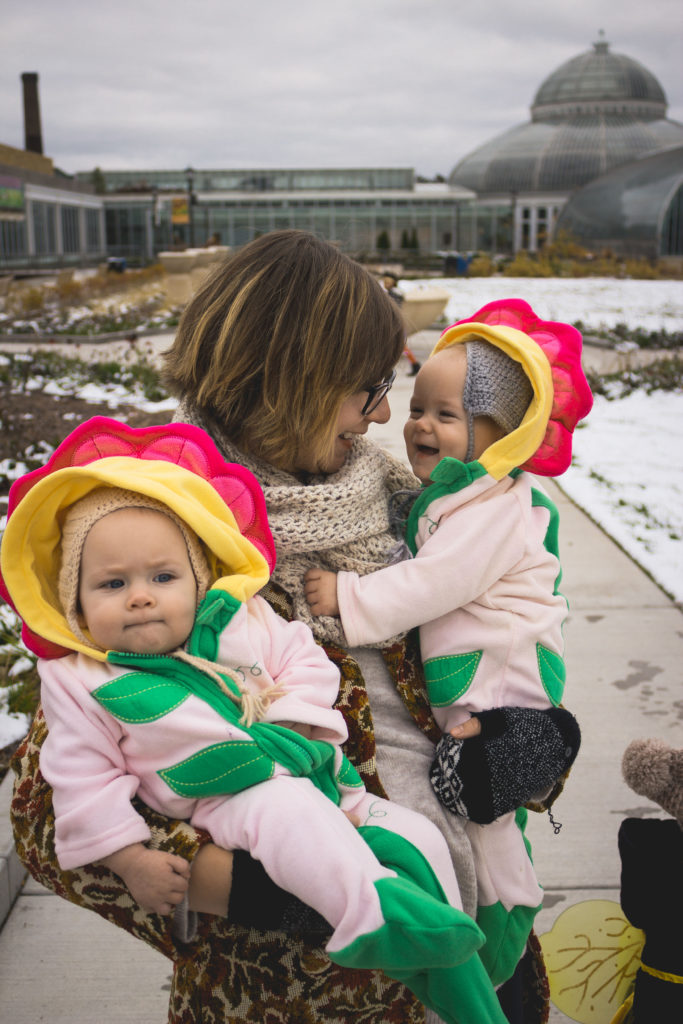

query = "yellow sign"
[0, 176, 24, 212]
[171, 198, 189, 225]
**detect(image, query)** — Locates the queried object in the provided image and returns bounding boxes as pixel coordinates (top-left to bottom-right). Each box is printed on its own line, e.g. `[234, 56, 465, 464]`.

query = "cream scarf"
[175, 401, 419, 646]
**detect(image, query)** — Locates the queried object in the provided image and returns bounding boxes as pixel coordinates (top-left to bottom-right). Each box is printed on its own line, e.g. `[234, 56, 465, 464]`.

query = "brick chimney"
[22, 72, 43, 155]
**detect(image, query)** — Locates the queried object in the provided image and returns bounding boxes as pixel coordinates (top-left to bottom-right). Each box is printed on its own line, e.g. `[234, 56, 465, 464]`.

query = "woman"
[10, 231, 548, 1023]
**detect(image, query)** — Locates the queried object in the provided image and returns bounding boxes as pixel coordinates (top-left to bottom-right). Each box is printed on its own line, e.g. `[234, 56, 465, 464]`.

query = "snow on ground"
[0, 702, 25, 747]
[564, 390, 683, 604]
[1, 277, 682, 745]
[402, 276, 683, 333]
[0, 603, 32, 747]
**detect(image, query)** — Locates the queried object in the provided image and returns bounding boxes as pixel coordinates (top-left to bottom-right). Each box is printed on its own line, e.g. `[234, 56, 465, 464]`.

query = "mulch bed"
[0, 388, 171, 470]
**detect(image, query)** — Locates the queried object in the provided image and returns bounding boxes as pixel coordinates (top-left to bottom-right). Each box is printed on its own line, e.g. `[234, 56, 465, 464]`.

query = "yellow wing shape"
[538, 899, 644, 1023]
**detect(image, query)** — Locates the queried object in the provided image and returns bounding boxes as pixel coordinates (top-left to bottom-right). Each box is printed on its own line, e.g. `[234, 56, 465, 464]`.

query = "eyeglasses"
[361, 368, 397, 415]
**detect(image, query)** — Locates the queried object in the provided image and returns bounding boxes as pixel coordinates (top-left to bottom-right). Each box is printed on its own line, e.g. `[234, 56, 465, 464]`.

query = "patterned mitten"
[430, 706, 581, 824]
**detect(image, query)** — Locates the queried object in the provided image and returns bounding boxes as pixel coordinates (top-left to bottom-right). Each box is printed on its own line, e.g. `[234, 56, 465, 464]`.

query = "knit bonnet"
[463, 339, 534, 462]
[58, 486, 212, 651]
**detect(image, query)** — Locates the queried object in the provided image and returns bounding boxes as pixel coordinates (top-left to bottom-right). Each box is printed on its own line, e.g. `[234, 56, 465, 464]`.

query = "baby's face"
[404, 346, 503, 483]
[78, 508, 197, 654]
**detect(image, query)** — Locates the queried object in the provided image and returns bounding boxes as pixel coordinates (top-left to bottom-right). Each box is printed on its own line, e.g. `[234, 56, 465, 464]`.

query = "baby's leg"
[466, 813, 542, 987]
[467, 813, 542, 912]
[349, 791, 463, 910]
[195, 777, 388, 951]
[193, 776, 482, 971]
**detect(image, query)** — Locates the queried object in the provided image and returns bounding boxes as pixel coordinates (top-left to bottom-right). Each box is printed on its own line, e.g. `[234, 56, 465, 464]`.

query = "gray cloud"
[2, 0, 681, 177]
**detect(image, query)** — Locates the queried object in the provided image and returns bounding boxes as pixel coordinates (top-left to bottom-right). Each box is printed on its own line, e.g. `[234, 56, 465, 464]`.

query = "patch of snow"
[401, 277, 683, 333]
[0, 694, 29, 747]
[560, 390, 683, 603]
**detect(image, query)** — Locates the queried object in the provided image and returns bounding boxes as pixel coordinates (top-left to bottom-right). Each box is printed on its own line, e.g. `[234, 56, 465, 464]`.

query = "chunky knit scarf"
[175, 400, 419, 646]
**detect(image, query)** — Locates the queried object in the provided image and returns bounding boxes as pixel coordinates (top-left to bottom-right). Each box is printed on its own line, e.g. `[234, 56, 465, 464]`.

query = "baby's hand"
[101, 844, 190, 915]
[449, 716, 482, 740]
[304, 568, 340, 617]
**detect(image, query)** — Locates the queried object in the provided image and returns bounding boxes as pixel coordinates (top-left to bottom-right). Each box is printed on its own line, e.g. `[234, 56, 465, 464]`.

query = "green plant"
[503, 252, 553, 277]
[376, 230, 390, 251]
[18, 287, 46, 314]
[587, 355, 683, 398]
[0, 610, 40, 722]
[0, 348, 168, 404]
[466, 254, 495, 277]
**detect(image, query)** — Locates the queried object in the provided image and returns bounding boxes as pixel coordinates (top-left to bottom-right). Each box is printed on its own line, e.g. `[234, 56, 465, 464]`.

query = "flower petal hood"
[0, 417, 276, 661]
[432, 298, 592, 481]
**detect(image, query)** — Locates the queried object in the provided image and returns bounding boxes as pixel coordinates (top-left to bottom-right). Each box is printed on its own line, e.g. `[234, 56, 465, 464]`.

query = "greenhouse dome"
[555, 145, 683, 258]
[449, 36, 683, 196]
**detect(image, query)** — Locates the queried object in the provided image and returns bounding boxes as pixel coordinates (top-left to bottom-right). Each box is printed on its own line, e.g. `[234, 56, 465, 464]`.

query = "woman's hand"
[304, 568, 340, 617]
[100, 843, 191, 915]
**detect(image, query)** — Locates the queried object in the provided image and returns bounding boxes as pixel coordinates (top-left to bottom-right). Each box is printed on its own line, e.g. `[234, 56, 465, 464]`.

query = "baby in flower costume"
[0, 416, 509, 1024]
[305, 299, 592, 984]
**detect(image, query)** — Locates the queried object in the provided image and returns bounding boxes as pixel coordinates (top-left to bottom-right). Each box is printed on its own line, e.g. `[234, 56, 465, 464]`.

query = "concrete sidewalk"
[1, 329, 681, 1022]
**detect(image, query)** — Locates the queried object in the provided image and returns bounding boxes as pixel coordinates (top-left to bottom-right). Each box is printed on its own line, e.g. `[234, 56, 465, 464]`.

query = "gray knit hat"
[463, 339, 534, 461]
[58, 487, 212, 651]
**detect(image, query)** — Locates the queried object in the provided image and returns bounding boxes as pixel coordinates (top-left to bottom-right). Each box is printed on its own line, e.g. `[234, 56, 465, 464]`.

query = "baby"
[0, 416, 510, 1024]
[305, 299, 590, 983]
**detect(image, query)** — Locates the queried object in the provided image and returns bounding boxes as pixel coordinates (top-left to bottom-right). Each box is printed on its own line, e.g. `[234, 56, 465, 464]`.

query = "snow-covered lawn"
[565, 389, 682, 604]
[402, 276, 683, 333]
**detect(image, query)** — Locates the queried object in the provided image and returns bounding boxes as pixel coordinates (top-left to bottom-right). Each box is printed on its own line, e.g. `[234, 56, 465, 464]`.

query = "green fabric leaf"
[537, 643, 565, 705]
[477, 899, 540, 987]
[337, 754, 364, 790]
[92, 672, 190, 723]
[159, 741, 275, 796]
[423, 651, 482, 707]
[530, 486, 563, 594]
[190, 590, 242, 661]
[106, 591, 344, 804]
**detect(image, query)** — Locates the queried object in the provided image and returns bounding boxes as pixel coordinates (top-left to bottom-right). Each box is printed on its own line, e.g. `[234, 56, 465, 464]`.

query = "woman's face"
[295, 387, 392, 475]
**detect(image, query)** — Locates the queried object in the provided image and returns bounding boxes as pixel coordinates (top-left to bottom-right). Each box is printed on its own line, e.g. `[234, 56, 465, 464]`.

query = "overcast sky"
[3, 0, 682, 179]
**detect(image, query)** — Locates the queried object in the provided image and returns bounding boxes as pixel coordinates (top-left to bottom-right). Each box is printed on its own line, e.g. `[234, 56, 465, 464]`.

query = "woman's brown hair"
[163, 230, 405, 470]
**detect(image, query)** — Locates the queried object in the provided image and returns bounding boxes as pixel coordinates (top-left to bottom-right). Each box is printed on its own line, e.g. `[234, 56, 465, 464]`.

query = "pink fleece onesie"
[39, 593, 465, 957]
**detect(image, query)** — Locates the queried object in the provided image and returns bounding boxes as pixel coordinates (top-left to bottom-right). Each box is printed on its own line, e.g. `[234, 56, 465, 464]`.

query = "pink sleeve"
[234, 597, 347, 746]
[39, 658, 151, 870]
[337, 490, 527, 647]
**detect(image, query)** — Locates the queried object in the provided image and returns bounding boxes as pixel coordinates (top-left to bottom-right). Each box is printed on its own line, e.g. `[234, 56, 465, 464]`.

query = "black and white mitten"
[430, 706, 581, 824]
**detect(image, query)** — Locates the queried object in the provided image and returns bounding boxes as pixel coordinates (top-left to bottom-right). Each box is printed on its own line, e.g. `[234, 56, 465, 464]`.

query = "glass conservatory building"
[4, 39, 681, 270]
[0, 143, 106, 271]
[556, 145, 683, 258]
[448, 35, 683, 253]
[79, 167, 476, 264]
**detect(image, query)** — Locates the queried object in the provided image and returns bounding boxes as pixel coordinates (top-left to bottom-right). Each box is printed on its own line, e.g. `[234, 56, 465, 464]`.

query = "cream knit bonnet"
[58, 486, 212, 651]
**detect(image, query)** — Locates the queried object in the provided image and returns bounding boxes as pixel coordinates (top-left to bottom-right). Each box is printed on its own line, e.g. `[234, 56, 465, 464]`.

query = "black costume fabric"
[618, 817, 683, 1022]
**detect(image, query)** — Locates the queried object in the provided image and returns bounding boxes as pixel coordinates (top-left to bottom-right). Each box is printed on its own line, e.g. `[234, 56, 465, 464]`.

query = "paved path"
[1, 329, 681, 1022]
